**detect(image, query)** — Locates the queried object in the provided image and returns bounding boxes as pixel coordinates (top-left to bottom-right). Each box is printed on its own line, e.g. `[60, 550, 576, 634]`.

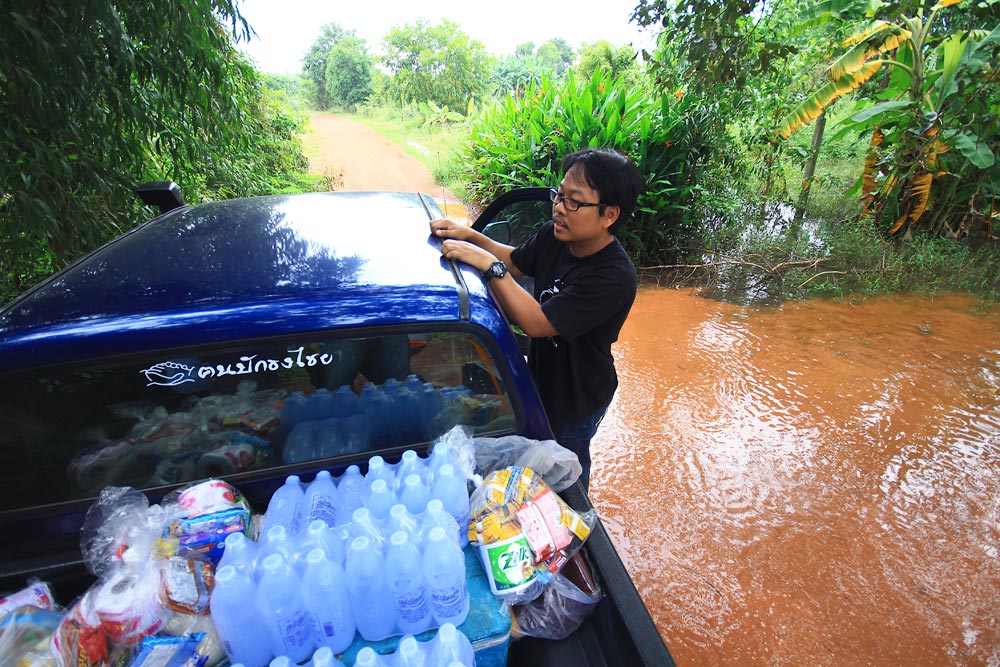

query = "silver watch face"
[488, 262, 507, 279]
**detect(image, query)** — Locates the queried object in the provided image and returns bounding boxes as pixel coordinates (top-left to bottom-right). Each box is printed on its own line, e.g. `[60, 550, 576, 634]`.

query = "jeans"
[552, 403, 609, 492]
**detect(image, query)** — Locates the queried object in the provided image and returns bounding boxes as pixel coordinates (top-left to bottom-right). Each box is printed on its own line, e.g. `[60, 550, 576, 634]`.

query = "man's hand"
[439, 239, 497, 273]
[429, 216, 522, 279]
[429, 217, 475, 242]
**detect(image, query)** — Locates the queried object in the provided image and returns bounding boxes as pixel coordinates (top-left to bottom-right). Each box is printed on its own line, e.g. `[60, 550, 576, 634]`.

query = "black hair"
[561, 148, 643, 235]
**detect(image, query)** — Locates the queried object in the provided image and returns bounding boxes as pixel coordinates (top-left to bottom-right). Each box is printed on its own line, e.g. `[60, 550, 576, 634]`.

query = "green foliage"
[325, 36, 374, 111]
[634, 0, 800, 92]
[464, 70, 708, 264]
[574, 40, 643, 87]
[381, 19, 493, 111]
[302, 23, 353, 110]
[263, 73, 310, 111]
[536, 39, 576, 77]
[782, 0, 1000, 239]
[493, 39, 576, 95]
[490, 55, 549, 97]
[0, 1, 316, 303]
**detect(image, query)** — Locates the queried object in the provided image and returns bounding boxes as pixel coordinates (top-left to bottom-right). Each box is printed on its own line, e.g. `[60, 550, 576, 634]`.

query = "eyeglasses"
[549, 188, 603, 212]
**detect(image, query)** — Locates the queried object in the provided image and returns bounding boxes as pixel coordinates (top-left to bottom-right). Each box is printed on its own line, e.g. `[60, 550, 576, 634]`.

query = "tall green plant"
[775, 0, 1000, 239]
[464, 71, 707, 264]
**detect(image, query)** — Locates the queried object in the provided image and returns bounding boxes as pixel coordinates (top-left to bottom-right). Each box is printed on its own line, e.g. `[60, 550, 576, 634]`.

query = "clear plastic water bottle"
[393, 384, 422, 443]
[269, 658, 293, 667]
[385, 530, 432, 635]
[331, 385, 359, 418]
[387, 504, 421, 547]
[419, 383, 445, 440]
[301, 519, 346, 565]
[282, 421, 320, 464]
[355, 647, 389, 667]
[301, 548, 356, 654]
[396, 635, 427, 667]
[280, 392, 308, 433]
[395, 450, 425, 495]
[336, 465, 369, 525]
[310, 646, 346, 667]
[307, 388, 335, 421]
[314, 418, 343, 460]
[304, 470, 338, 528]
[422, 527, 469, 627]
[360, 383, 392, 445]
[341, 414, 370, 454]
[429, 623, 476, 667]
[421, 499, 460, 549]
[431, 465, 470, 548]
[257, 525, 298, 573]
[400, 473, 431, 516]
[218, 531, 257, 577]
[256, 553, 316, 663]
[366, 478, 397, 521]
[345, 535, 396, 641]
[366, 455, 396, 489]
[349, 507, 385, 551]
[262, 475, 305, 537]
[210, 565, 272, 667]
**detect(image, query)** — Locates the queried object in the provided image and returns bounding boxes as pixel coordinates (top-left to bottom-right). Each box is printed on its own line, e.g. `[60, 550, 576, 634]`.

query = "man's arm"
[431, 220, 557, 338]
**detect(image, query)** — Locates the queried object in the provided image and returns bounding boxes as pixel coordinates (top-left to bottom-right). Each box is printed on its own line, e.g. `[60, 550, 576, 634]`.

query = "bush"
[463, 70, 710, 265]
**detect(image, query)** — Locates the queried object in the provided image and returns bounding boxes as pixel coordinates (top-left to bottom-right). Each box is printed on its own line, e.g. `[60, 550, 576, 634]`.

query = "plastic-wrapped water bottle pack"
[210, 447, 474, 667]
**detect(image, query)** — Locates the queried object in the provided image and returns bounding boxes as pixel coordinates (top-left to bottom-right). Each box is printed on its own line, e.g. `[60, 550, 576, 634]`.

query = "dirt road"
[306, 114, 465, 216]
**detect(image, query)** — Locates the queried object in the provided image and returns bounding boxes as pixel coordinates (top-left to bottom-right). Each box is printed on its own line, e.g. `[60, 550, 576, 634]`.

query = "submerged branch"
[639, 257, 830, 276]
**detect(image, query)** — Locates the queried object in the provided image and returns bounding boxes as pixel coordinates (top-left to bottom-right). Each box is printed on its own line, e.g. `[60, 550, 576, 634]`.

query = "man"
[430, 148, 642, 490]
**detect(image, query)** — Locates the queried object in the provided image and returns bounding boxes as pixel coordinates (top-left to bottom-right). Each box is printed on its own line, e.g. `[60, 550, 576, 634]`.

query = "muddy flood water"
[589, 288, 1000, 666]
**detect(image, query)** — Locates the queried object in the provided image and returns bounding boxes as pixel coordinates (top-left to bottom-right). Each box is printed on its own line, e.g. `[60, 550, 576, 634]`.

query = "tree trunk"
[796, 109, 827, 220]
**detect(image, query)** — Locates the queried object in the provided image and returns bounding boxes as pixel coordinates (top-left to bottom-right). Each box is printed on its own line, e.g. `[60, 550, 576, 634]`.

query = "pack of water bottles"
[280, 377, 481, 463]
[210, 444, 476, 667]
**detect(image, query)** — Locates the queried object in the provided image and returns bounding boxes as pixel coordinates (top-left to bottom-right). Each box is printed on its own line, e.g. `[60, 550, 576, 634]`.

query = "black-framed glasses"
[549, 188, 602, 212]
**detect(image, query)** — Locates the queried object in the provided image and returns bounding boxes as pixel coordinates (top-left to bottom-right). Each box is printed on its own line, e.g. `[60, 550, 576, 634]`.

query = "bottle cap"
[312, 646, 334, 667]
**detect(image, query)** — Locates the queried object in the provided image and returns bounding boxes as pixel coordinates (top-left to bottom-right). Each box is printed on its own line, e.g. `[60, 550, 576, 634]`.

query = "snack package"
[0, 605, 62, 667]
[51, 590, 109, 667]
[470, 466, 596, 605]
[164, 480, 252, 563]
[0, 583, 55, 621]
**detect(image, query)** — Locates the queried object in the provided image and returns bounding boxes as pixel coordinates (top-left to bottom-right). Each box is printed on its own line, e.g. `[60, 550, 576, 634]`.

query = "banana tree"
[774, 0, 999, 238]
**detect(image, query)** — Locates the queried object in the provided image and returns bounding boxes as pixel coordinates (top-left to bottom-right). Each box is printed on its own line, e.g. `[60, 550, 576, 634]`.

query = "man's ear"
[599, 205, 621, 230]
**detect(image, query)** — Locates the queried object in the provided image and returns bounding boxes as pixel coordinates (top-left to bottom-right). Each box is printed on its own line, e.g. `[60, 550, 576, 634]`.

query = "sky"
[235, 0, 656, 75]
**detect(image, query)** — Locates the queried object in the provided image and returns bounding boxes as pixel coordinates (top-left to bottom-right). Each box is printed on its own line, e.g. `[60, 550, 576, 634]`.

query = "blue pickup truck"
[0, 186, 673, 666]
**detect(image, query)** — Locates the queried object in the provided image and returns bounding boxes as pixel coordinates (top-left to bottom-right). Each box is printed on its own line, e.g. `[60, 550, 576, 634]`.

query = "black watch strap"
[481, 260, 508, 283]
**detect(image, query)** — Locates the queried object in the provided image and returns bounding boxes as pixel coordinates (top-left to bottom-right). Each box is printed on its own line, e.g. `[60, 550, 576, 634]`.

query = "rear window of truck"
[0, 329, 516, 513]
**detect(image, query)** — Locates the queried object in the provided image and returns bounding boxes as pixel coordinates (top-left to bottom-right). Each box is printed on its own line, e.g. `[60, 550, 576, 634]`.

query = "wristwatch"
[481, 261, 508, 283]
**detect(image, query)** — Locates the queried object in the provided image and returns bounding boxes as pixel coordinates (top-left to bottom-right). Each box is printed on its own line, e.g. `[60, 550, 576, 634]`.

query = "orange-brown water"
[591, 288, 1000, 666]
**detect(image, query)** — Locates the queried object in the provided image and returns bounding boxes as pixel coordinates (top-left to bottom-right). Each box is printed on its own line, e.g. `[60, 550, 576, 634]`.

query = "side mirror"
[135, 181, 186, 214]
[482, 220, 512, 244]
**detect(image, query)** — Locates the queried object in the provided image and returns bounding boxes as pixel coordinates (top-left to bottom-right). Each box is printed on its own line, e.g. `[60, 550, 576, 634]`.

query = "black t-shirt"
[509, 221, 637, 429]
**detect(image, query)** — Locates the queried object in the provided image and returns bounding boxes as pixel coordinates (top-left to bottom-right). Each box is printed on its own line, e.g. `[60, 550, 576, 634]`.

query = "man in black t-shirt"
[430, 148, 642, 490]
